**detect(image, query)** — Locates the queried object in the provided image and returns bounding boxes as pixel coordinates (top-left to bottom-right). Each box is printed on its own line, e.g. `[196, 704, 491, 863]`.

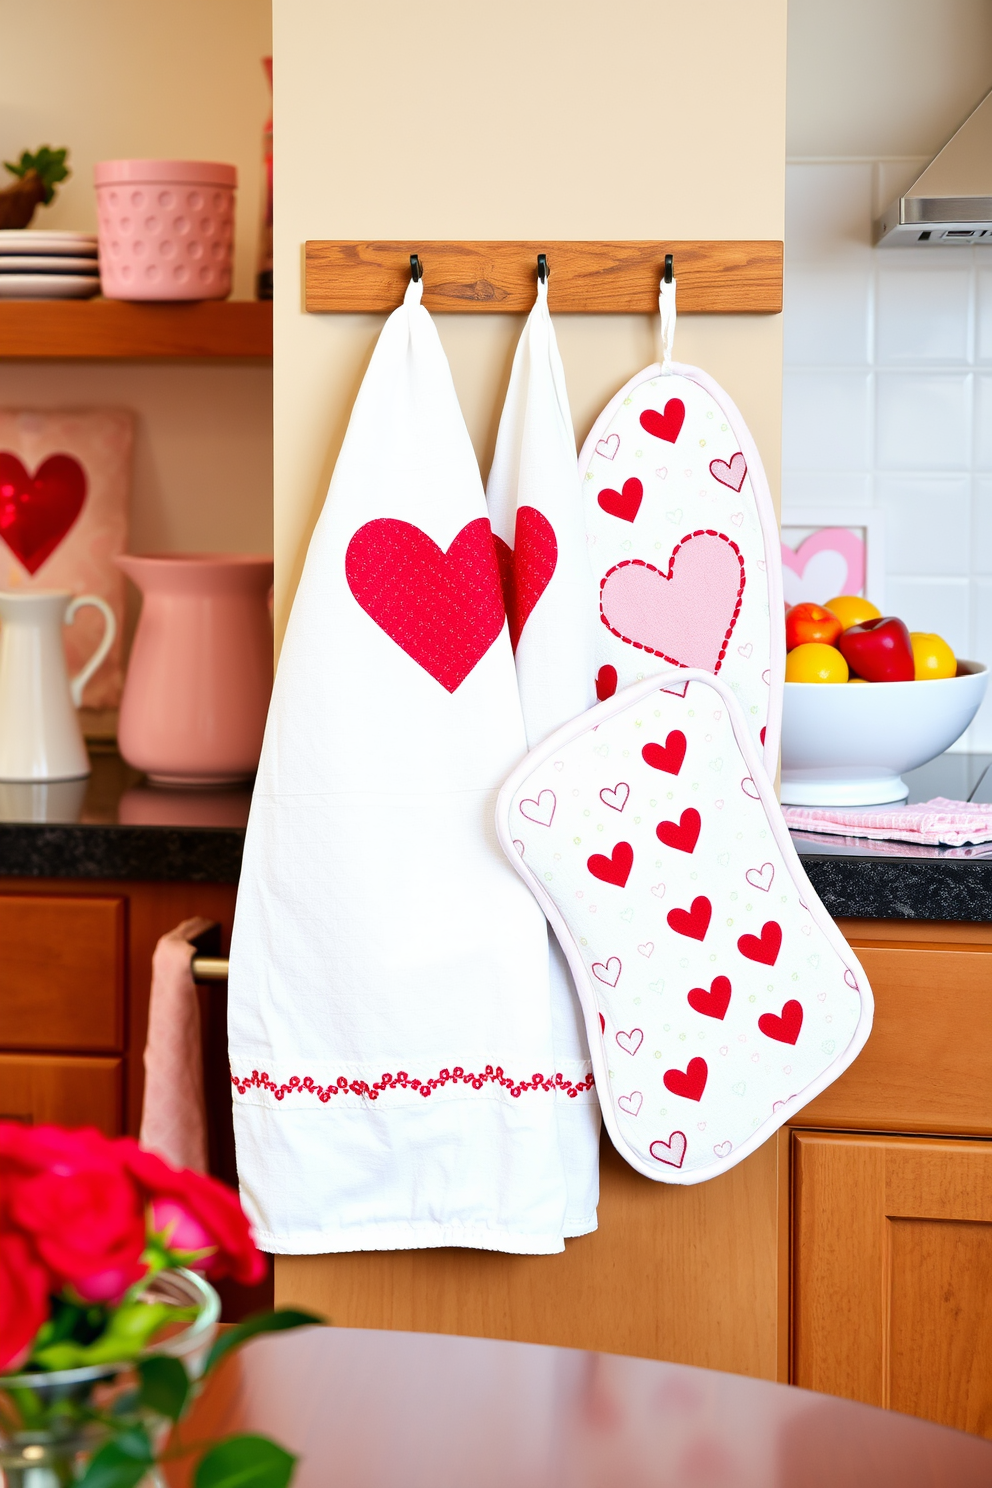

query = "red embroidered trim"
[231, 1066, 596, 1104]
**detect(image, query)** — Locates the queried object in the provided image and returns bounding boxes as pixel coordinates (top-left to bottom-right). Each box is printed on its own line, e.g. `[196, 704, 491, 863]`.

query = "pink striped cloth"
[783, 797, 992, 848]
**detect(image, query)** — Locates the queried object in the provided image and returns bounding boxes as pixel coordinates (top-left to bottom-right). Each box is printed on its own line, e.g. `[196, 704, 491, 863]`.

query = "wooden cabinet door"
[0, 1054, 122, 1133]
[793, 1131, 992, 1438]
[0, 894, 125, 1050]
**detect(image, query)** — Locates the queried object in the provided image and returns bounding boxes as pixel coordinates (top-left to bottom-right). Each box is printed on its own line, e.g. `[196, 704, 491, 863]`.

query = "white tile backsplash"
[782, 370, 872, 470]
[875, 474, 970, 576]
[874, 268, 972, 365]
[784, 160, 992, 726]
[875, 373, 971, 471]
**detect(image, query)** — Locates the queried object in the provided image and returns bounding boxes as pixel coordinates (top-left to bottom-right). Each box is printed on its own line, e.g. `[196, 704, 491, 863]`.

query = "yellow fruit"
[910, 632, 956, 681]
[848, 677, 869, 684]
[785, 642, 850, 684]
[824, 595, 882, 631]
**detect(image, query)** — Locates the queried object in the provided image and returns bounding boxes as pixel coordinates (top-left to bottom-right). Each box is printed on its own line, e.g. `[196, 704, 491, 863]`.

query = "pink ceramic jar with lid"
[95, 160, 236, 300]
[116, 554, 273, 785]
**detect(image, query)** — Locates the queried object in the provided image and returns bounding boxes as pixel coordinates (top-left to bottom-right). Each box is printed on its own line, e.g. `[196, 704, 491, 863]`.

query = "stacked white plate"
[0, 230, 101, 299]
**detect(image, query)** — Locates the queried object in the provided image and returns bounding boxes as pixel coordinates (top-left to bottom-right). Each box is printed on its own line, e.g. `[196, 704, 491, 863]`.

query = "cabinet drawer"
[0, 895, 125, 1051]
[0, 1054, 122, 1134]
[801, 945, 992, 1136]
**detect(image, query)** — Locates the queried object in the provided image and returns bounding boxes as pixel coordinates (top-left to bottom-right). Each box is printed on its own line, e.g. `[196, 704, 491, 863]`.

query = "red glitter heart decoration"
[0, 453, 87, 575]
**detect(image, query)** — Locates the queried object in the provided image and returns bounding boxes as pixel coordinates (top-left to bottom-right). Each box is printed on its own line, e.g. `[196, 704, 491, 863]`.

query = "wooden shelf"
[305, 240, 783, 315]
[0, 300, 272, 360]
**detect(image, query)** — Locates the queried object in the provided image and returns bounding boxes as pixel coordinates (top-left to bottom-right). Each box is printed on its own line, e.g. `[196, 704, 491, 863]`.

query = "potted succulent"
[0, 1123, 318, 1487]
[0, 148, 70, 230]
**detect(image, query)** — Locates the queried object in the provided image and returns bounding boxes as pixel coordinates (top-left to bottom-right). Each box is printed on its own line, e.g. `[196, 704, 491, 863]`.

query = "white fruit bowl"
[780, 660, 988, 806]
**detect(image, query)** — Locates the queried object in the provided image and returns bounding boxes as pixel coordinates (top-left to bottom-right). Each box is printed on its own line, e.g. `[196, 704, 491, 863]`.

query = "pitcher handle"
[66, 595, 117, 708]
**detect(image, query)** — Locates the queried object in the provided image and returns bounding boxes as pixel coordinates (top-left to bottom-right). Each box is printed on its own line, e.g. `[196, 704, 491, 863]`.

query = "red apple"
[837, 616, 915, 683]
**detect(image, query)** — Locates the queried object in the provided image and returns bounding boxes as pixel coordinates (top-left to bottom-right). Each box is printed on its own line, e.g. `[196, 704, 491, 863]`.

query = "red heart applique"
[687, 976, 731, 1020]
[587, 841, 633, 888]
[758, 999, 803, 1045]
[345, 517, 505, 693]
[639, 399, 685, 444]
[667, 896, 712, 941]
[663, 1057, 708, 1102]
[0, 452, 87, 575]
[600, 533, 745, 671]
[493, 506, 557, 653]
[641, 730, 687, 775]
[597, 477, 643, 523]
[595, 664, 618, 701]
[738, 920, 783, 966]
[656, 807, 700, 854]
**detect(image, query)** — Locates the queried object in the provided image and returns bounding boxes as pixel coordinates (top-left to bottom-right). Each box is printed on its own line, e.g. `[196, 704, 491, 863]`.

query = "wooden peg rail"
[304, 240, 783, 315]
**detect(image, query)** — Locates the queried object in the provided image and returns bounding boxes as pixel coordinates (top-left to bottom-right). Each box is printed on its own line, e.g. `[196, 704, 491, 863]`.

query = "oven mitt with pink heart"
[578, 278, 784, 776]
[496, 670, 873, 1184]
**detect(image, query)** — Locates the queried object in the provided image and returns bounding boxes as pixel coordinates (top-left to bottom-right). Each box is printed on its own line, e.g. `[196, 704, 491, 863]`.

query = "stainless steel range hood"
[875, 89, 992, 246]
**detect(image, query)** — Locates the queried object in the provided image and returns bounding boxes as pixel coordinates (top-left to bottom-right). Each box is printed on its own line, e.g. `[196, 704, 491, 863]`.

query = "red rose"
[0, 1230, 50, 1372]
[4, 1125, 148, 1303]
[121, 1144, 265, 1287]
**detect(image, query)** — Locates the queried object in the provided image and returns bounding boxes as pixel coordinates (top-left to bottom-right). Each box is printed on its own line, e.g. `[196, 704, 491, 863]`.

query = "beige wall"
[787, 0, 992, 158]
[272, 0, 788, 643]
[0, 0, 273, 559]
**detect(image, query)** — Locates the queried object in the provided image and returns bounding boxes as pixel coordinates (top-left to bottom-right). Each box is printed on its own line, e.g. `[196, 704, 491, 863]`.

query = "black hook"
[537, 253, 549, 284]
[664, 253, 674, 285]
[410, 254, 423, 283]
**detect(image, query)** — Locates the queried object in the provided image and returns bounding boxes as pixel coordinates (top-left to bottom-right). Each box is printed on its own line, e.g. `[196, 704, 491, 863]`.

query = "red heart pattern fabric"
[0, 452, 87, 575]
[595, 664, 618, 701]
[492, 505, 558, 653]
[345, 517, 506, 693]
[639, 399, 685, 444]
[597, 477, 643, 524]
[587, 841, 633, 888]
[641, 730, 686, 776]
[579, 363, 784, 778]
[500, 670, 872, 1187]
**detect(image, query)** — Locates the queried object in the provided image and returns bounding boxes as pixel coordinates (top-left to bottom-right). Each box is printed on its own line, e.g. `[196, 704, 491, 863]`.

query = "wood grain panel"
[838, 918, 992, 947]
[798, 945, 992, 1135]
[304, 240, 784, 315]
[0, 894, 124, 1050]
[0, 300, 272, 359]
[0, 1053, 122, 1132]
[276, 1131, 785, 1382]
[793, 1131, 992, 1436]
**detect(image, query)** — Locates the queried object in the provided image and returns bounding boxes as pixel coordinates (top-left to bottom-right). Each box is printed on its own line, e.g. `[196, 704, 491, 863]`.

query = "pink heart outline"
[650, 1131, 687, 1168]
[709, 452, 747, 492]
[781, 527, 865, 597]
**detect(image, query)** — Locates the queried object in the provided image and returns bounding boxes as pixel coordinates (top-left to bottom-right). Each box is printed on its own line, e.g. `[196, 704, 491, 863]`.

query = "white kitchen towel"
[228, 276, 573, 1255]
[497, 672, 873, 1184]
[578, 278, 784, 775]
[486, 273, 600, 1237]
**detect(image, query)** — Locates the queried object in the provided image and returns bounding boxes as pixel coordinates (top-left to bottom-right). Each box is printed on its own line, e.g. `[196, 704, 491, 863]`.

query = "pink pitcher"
[116, 555, 273, 785]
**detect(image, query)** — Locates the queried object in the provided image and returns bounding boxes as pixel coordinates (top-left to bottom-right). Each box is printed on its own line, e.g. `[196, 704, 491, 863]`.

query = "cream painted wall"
[272, 0, 787, 643]
[787, 0, 992, 159]
[0, 0, 273, 560]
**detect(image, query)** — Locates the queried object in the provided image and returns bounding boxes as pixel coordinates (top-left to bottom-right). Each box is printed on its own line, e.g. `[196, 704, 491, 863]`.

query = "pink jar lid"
[94, 159, 237, 187]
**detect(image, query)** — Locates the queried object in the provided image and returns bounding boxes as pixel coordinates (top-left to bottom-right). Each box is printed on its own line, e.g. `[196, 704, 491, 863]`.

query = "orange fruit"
[785, 642, 850, 684]
[910, 632, 956, 680]
[825, 595, 882, 631]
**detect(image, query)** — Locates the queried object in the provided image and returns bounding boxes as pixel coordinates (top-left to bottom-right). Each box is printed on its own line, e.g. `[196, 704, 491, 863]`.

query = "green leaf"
[203, 1309, 322, 1375]
[138, 1354, 190, 1422]
[77, 1426, 154, 1488]
[194, 1435, 296, 1488]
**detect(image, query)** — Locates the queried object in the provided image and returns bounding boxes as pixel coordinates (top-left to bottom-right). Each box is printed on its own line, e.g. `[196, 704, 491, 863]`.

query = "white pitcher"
[0, 591, 117, 781]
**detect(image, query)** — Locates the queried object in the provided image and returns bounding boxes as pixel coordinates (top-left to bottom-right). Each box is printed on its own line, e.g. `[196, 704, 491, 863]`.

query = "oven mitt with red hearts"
[496, 670, 873, 1184]
[578, 277, 784, 776]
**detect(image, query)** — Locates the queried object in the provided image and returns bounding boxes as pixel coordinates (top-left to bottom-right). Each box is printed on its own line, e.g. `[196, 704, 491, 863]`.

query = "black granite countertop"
[0, 744, 248, 883]
[792, 751, 992, 922]
[2, 743, 992, 916]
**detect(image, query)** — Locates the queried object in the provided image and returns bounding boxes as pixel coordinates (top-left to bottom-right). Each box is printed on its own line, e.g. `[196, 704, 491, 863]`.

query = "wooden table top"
[172, 1326, 992, 1487]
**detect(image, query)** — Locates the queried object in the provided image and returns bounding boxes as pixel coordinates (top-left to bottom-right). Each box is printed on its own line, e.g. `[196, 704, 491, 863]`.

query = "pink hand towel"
[783, 798, 992, 848]
[139, 916, 214, 1173]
